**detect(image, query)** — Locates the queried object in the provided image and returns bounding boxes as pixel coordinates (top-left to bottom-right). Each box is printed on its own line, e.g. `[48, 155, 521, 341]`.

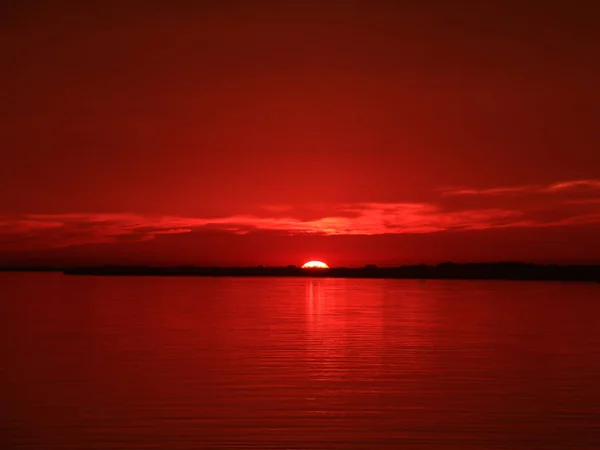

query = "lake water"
[1, 273, 599, 449]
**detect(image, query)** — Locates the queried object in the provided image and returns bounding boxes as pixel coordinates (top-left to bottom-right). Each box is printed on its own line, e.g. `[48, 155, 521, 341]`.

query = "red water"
[1, 273, 599, 449]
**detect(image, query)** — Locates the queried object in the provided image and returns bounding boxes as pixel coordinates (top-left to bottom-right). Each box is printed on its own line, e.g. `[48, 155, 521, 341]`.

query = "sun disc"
[302, 260, 329, 269]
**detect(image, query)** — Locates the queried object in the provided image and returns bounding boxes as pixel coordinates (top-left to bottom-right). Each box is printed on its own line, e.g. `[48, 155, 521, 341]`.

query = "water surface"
[1, 273, 599, 449]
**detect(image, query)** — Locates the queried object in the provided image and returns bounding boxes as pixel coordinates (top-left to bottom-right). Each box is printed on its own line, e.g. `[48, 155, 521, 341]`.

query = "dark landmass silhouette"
[49, 262, 600, 282]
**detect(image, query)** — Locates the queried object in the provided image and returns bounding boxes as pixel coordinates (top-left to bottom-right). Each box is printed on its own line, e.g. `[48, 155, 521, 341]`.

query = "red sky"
[1, 1, 599, 266]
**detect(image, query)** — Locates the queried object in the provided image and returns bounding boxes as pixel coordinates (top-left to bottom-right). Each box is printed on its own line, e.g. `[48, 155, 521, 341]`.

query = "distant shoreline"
[1, 263, 599, 282]
[46, 263, 600, 282]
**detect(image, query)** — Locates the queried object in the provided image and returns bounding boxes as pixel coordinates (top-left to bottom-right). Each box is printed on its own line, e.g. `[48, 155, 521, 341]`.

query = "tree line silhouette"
[51, 262, 600, 282]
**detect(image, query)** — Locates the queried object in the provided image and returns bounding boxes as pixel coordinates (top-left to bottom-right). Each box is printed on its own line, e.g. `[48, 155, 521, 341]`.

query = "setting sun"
[302, 260, 329, 269]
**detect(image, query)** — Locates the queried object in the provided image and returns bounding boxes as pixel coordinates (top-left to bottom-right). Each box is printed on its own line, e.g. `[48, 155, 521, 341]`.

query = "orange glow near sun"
[302, 260, 329, 269]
